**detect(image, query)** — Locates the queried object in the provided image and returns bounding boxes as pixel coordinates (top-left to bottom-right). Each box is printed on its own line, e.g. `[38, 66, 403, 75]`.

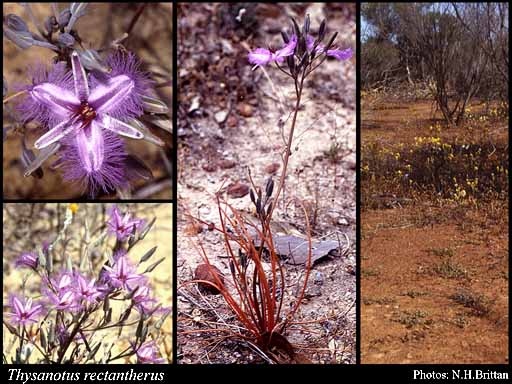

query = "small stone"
[202, 162, 217, 172]
[314, 271, 324, 285]
[227, 181, 250, 198]
[184, 222, 203, 235]
[265, 163, 280, 175]
[218, 159, 236, 169]
[188, 96, 201, 114]
[338, 217, 349, 226]
[226, 115, 238, 128]
[308, 285, 322, 297]
[194, 264, 224, 295]
[214, 110, 229, 124]
[238, 103, 253, 117]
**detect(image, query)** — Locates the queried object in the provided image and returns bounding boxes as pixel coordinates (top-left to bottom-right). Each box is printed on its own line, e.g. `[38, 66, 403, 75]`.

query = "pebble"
[214, 110, 229, 124]
[218, 159, 236, 169]
[265, 162, 280, 175]
[314, 271, 324, 285]
[227, 181, 249, 198]
[238, 103, 253, 117]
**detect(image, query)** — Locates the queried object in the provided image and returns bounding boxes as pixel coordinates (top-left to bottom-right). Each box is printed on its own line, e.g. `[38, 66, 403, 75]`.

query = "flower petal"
[26, 304, 42, 319]
[88, 75, 135, 115]
[100, 115, 144, 139]
[274, 35, 297, 61]
[31, 83, 80, 118]
[326, 48, 353, 61]
[71, 51, 90, 101]
[12, 297, 24, 316]
[75, 120, 105, 173]
[248, 48, 273, 66]
[34, 118, 80, 149]
[306, 35, 315, 51]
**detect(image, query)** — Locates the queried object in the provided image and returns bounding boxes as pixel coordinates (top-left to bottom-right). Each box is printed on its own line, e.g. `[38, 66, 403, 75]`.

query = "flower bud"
[5, 14, 29, 32]
[3, 28, 34, 49]
[77, 49, 110, 73]
[281, 31, 289, 44]
[318, 19, 326, 42]
[303, 14, 310, 35]
[44, 16, 58, 34]
[58, 32, 75, 47]
[58, 9, 71, 27]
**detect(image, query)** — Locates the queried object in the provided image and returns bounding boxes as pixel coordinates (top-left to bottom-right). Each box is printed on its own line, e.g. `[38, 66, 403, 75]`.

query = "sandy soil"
[3, 3, 172, 199]
[176, 3, 356, 364]
[361, 99, 509, 364]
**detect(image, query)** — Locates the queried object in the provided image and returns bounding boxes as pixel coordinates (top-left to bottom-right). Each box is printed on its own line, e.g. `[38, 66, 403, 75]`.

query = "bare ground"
[361, 98, 509, 364]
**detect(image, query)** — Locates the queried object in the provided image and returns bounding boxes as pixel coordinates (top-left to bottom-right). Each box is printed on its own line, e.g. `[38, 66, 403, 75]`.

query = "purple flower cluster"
[16, 51, 153, 196]
[248, 30, 352, 67]
[44, 270, 102, 311]
[107, 205, 145, 241]
[5, 207, 166, 363]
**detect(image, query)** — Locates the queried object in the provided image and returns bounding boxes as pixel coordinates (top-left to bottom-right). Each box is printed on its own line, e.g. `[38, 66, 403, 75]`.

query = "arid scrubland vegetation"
[360, 3, 508, 364]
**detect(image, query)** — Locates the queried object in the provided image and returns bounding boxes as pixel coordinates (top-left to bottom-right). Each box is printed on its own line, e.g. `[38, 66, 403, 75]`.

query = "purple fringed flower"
[103, 255, 144, 290]
[5, 295, 43, 326]
[107, 205, 145, 241]
[326, 48, 353, 61]
[248, 35, 297, 67]
[16, 62, 74, 127]
[17, 51, 153, 196]
[60, 129, 128, 196]
[249, 32, 352, 67]
[133, 340, 165, 364]
[15, 252, 38, 269]
[304, 34, 353, 61]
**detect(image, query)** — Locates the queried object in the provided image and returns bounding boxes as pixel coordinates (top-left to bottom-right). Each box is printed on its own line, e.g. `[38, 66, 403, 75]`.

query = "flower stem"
[267, 70, 306, 222]
[22, 3, 46, 37]
[3, 90, 27, 104]
[19, 326, 26, 362]
[126, 4, 147, 36]
[57, 311, 89, 363]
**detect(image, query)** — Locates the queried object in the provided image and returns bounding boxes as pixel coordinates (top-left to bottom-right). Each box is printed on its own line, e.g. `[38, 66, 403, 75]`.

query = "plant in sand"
[181, 15, 352, 363]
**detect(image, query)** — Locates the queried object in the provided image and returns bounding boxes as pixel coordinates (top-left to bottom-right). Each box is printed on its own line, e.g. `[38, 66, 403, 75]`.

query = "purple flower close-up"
[15, 252, 38, 269]
[305, 34, 353, 60]
[48, 290, 79, 311]
[131, 285, 157, 313]
[107, 205, 145, 241]
[75, 274, 102, 304]
[103, 255, 144, 290]
[45, 270, 74, 293]
[5, 295, 43, 326]
[17, 50, 153, 196]
[248, 31, 352, 67]
[248, 35, 297, 66]
[133, 340, 165, 364]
